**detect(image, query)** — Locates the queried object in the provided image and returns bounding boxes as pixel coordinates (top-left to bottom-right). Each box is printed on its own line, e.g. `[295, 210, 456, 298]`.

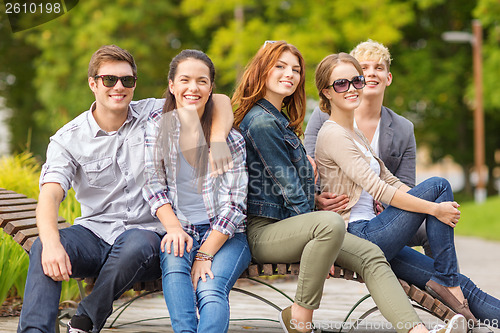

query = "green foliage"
[181, 0, 414, 96]
[9, 0, 190, 143]
[0, 232, 29, 306]
[0, 153, 81, 302]
[456, 196, 500, 241]
[2, 0, 500, 198]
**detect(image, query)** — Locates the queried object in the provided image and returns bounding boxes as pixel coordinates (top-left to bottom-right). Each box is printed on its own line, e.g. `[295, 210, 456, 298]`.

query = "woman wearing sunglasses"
[314, 52, 500, 326]
[143, 49, 251, 333]
[233, 41, 465, 333]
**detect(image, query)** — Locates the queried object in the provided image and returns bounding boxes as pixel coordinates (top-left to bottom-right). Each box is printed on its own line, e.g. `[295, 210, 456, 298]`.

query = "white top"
[348, 138, 381, 223]
[354, 118, 381, 157]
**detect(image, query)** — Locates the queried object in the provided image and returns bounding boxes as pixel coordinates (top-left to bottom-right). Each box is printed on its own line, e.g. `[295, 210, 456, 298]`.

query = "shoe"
[279, 305, 315, 333]
[426, 280, 478, 325]
[428, 314, 467, 333]
[67, 314, 92, 333]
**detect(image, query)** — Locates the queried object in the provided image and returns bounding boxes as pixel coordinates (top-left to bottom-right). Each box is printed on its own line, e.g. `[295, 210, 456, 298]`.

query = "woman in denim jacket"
[143, 50, 251, 333]
[232, 41, 464, 333]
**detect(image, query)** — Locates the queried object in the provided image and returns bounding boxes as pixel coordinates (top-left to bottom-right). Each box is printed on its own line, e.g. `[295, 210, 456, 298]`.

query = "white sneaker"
[429, 314, 467, 333]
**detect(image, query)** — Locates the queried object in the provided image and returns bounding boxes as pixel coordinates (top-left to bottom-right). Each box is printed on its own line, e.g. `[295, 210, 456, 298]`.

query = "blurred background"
[1, 0, 500, 315]
[1, 0, 500, 200]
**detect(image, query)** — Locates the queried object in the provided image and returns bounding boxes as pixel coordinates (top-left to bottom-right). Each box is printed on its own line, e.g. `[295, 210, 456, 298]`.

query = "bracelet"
[195, 251, 214, 262]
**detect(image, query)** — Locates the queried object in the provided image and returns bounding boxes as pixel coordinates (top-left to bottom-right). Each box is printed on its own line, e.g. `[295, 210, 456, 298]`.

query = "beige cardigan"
[315, 121, 404, 225]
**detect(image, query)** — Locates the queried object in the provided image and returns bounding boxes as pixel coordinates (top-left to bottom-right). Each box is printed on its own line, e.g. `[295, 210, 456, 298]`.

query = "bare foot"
[291, 303, 314, 333]
[447, 286, 466, 304]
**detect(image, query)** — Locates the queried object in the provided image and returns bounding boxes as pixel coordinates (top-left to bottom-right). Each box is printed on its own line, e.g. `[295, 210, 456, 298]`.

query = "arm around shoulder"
[210, 94, 234, 174]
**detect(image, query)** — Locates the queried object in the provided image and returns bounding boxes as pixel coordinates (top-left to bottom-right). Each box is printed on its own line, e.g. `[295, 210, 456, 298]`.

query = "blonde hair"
[350, 39, 392, 69]
[315, 53, 363, 115]
[232, 41, 306, 137]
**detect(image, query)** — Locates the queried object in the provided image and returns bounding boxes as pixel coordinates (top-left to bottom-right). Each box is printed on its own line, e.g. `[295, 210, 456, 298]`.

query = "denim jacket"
[239, 99, 315, 220]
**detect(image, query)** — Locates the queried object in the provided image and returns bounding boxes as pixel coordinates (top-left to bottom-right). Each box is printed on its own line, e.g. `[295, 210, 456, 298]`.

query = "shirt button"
[127, 207, 131, 212]
[125, 189, 130, 193]
[125, 172, 129, 176]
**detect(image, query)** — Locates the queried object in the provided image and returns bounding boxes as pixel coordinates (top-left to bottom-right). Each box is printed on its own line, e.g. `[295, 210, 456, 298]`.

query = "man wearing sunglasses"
[18, 45, 234, 333]
[304, 39, 431, 257]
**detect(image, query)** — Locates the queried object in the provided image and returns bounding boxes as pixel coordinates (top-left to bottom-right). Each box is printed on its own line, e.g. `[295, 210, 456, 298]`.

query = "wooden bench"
[1, 187, 458, 330]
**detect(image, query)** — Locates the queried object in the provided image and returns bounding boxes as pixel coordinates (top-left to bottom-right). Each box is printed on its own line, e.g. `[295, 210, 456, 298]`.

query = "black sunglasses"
[94, 75, 137, 88]
[328, 75, 365, 93]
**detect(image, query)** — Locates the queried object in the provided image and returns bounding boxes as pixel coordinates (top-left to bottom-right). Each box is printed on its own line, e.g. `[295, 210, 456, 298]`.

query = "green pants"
[248, 212, 422, 333]
[336, 233, 422, 332]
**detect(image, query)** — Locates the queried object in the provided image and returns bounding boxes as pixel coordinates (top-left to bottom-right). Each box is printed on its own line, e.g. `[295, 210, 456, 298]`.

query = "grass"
[0, 152, 82, 305]
[455, 196, 500, 241]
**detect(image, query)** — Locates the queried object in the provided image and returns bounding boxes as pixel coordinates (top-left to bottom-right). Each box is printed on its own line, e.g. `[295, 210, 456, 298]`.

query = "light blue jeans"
[160, 224, 251, 333]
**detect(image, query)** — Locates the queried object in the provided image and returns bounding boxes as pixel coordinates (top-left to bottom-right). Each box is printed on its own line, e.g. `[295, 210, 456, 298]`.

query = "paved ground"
[2, 235, 500, 332]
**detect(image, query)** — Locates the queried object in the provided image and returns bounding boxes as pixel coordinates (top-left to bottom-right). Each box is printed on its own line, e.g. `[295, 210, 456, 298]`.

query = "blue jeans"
[160, 224, 251, 333]
[347, 177, 459, 287]
[391, 246, 500, 321]
[18, 225, 162, 333]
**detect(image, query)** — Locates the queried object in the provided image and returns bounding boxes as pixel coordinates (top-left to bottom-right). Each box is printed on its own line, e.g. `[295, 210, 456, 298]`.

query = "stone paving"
[2, 235, 500, 332]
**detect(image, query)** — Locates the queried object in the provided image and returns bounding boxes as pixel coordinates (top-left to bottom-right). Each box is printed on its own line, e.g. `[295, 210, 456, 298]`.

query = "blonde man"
[304, 39, 430, 256]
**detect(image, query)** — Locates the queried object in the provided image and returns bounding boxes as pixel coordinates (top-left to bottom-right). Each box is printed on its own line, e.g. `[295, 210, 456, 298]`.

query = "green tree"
[386, 0, 500, 196]
[3, 0, 196, 157]
[0, 17, 46, 156]
[180, 0, 415, 96]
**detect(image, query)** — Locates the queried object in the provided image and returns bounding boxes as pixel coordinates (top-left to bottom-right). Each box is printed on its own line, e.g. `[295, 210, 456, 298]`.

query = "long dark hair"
[163, 49, 216, 144]
[156, 50, 217, 190]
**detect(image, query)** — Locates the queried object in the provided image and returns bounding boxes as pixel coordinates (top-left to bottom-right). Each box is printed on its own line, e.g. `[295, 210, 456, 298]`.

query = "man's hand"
[161, 227, 193, 257]
[316, 192, 349, 212]
[41, 241, 72, 281]
[373, 200, 384, 215]
[209, 141, 233, 176]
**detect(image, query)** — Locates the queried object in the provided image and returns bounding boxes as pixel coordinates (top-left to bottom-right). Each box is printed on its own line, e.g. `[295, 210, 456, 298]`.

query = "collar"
[88, 102, 135, 137]
[256, 98, 290, 128]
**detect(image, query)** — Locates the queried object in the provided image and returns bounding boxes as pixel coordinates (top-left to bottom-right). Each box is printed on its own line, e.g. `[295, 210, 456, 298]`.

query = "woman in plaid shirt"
[143, 49, 251, 333]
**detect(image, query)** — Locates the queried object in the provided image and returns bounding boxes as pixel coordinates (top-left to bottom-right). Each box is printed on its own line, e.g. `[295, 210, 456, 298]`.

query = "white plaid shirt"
[142, 108, 248, 241]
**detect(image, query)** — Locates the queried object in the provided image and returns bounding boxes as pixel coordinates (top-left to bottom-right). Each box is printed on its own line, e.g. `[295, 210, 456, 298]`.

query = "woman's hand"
[161, 226, 193, 257]
[306, 155, 318, 183]
[433, 201, 461, 227]
[191, 259, 214, 290]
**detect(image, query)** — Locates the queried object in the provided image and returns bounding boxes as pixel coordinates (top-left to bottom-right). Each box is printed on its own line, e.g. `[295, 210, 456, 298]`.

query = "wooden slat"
[21, 222, 71, 252]
[0, 198, 37, 207]
[0, 193, 27, 200]
[3, 217, 64, 235]
[3, 218, 38, 235]
[0, 210, 37, 226]
[13, 222, 70, 246]
[0, 204, 38, 214]
[289, 263, 300, 275]
[276, 263, 288, 275]
[0, 189, 18, 194]
[246, 264, 259, 278]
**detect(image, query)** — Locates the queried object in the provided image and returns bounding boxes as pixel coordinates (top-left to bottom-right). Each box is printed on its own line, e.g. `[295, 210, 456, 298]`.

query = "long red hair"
[232, 41, 306, 137]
